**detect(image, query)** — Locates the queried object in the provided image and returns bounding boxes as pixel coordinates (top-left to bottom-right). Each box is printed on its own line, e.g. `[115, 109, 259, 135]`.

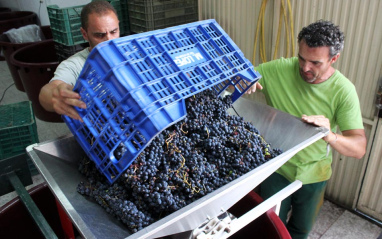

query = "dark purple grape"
[77, 89, 283, 233]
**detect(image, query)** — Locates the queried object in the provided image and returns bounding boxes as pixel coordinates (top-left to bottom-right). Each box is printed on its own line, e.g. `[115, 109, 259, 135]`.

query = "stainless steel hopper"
[26, 97, 328, 239]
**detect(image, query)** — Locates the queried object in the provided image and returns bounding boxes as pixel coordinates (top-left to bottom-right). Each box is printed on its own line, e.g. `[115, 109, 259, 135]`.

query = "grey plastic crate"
[128, 0, 198, 33]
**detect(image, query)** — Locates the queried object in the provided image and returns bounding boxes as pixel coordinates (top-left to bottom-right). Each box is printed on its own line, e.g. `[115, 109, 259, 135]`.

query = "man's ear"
[81, 27, 88, 41]
[331, 53, 340, 64]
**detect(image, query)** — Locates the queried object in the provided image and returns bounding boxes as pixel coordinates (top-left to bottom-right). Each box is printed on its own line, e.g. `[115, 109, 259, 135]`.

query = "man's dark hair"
[298, 20, 345, 57]
[81, 1, 118, 30]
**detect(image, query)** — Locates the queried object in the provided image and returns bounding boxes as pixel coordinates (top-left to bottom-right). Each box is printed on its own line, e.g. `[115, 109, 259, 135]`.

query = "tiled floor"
[0, 60, 381, 238]
[310, 200, 381, 239]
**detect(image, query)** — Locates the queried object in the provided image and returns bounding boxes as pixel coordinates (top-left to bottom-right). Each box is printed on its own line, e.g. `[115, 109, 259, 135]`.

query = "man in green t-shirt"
[247, 20, 367, 238]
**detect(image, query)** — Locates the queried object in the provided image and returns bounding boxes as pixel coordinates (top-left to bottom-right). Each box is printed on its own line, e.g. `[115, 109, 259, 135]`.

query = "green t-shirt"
[255, 57, 363, 184]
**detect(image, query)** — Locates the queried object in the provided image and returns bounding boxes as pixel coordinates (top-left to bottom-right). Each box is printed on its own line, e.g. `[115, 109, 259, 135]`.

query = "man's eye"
[95, 33, 105, 38]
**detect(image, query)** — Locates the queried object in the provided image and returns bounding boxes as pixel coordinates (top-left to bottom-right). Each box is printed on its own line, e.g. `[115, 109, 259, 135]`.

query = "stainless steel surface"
[27, 135, 130, 239]
[26, 97, 328, 239]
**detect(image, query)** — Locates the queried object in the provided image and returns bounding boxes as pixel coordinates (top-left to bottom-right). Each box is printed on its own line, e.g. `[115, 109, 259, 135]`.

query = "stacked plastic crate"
[0, 101, 39, 175]
[110, 0, 131, 36]
[127, 0, 199, 33]
[47, 4, 89, 62]
[63, 19, 262, 184]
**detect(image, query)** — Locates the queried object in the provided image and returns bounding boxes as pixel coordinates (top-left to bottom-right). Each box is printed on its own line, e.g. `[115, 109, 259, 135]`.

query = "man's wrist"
[325, 132, 338, 144]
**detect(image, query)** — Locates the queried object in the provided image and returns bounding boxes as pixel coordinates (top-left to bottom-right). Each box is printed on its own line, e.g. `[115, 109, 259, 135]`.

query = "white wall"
[0, 0, 90, 25]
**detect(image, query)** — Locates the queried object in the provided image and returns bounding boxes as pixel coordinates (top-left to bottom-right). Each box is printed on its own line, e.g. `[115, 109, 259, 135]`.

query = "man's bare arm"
[302, 115, 367, 159]
[39, 80, 86, 121]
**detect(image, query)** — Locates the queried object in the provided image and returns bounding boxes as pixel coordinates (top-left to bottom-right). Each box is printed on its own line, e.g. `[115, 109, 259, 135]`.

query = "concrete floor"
[0, 60, 381, 238]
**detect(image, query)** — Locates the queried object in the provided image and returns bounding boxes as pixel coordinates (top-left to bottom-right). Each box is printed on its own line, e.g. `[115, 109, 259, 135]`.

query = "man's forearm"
[326, 130, 367, 159]
[39, 82, 59, 112]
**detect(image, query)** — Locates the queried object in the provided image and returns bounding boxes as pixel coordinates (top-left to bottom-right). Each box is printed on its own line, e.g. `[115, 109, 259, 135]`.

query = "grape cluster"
[77, 89, 283, 233]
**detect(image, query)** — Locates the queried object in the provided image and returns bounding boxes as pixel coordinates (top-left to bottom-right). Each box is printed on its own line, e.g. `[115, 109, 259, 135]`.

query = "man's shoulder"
[256, 57, 297, 73]
[270, 57, 297, 65]
[259, 56, 296, 67]
[68, 47, 90, 61]
[332, 70, 355, 88]
[52, 47, 90, 85]
[59, 47, 89, 67]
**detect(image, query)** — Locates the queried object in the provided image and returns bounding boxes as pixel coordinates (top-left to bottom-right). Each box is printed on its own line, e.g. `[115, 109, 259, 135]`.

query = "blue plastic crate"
[63, 19, 261, 184]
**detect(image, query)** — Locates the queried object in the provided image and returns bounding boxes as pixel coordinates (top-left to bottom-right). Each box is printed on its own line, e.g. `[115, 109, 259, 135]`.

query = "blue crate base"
[64, 19, 261, 184]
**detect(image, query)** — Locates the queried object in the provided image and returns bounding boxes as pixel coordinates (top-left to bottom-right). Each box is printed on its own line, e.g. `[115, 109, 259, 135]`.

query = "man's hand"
[301, 114, 336, 142]
[245, 82, 263, 94]
[52, 82, 87, 120]
[301, 114, 330, 129]
[39, 81, 86, 121]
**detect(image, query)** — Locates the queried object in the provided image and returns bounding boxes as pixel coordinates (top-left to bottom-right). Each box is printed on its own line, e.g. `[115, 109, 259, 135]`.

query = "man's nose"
[301, 61, 311, 71]
[105, 33, 112, 40]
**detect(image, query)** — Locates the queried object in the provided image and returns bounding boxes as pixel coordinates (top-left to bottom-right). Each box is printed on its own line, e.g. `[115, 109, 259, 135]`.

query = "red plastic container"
[0, 11, 38, 34]
[228, 191, 291, 239]
[0, 183, 76, 239]
[0, 183, 289, 238]
[0, 26, 53, 91]
[10, 39, 62, 122]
